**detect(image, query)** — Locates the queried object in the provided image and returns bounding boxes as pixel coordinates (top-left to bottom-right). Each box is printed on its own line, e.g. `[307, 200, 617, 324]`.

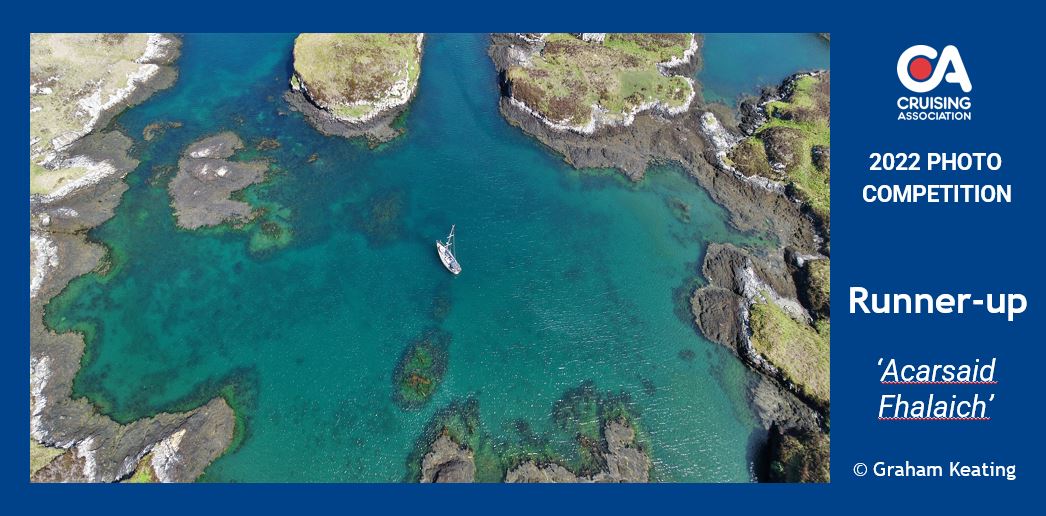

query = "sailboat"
[436, 225, 461, 275]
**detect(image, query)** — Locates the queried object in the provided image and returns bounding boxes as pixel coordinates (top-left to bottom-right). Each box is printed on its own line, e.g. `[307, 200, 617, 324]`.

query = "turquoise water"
[46, 34, 820, 482]
[699, 33, 830, 105]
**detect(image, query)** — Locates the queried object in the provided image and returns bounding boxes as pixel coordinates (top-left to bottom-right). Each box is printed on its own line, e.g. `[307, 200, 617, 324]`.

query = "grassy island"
[505, 33, 696, 131]
[291, 34, 423, 123]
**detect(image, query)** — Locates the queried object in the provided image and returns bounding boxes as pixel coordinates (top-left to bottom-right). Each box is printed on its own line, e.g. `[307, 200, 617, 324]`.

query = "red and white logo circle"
[897, 45, 972, 93]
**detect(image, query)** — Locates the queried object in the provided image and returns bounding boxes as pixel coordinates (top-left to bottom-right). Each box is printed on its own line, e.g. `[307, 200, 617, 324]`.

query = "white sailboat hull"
[436, 240, 461, 275]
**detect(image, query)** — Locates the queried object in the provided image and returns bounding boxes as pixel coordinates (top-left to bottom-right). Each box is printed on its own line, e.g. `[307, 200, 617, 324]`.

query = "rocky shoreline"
[31, 34, 181, 201]
[29, 34, 236, 482]
[490, 35, 830, 481]
[284, 89, 407, 143]
[490, 35, 819, 251]
[690, 244, 827, 426]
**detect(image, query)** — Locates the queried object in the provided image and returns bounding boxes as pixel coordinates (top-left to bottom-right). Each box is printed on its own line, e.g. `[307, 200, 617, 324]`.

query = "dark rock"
[691, 286, 741, 349]
[283, 89, 402, 143]
[168, 132, 268, 229]
[419, 434, 475, 483]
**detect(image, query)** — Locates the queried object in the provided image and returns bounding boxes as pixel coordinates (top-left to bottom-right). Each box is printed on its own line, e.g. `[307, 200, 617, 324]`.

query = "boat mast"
[447, 225, 455, 253]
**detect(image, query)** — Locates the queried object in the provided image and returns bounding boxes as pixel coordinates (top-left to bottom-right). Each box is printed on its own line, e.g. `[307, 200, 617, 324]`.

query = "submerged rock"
[393, 328, 450, 409]
[168, 132, 268, 229]
[142, 120, 183, 142]
[505, 420, 651, 483]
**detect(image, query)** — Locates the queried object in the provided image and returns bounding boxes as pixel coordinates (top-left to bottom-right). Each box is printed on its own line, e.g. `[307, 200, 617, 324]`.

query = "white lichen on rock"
[150, 429, 187, 483]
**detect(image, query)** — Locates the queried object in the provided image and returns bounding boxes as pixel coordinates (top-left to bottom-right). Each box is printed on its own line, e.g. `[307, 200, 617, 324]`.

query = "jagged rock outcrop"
[419, 433, 475, 483]
[168, 132, 268, 229]
[690, 243, 827, 419]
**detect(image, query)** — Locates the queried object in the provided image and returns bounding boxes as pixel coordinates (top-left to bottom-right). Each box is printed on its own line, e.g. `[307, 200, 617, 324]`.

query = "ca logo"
[897, 45, 972, 93]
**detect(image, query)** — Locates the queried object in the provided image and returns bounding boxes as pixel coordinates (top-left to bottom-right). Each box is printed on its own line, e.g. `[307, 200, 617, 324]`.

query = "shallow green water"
[699, 33, 831, 104]
[46, 34, 820, 482]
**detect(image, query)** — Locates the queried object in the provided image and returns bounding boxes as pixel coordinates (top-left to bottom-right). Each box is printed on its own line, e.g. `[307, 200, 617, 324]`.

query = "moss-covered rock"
[749, 298, 830, 406]
[766, 425, 830, 483]
[797, 258, 830, 319]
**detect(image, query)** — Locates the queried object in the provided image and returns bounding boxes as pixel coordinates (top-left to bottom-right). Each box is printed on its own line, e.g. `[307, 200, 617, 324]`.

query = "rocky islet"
[286, 33, 424, 142]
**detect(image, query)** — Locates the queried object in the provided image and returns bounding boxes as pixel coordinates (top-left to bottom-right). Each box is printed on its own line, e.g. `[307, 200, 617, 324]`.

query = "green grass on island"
[292, 34, 422, 122]
[122, 452, 158, 483]
[506, 33, 695, 129]
[748, 297, 830, 406]
[728, 74, 831, 222]
[393, 328, 450, 409]
[30, 439, 64, 477]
